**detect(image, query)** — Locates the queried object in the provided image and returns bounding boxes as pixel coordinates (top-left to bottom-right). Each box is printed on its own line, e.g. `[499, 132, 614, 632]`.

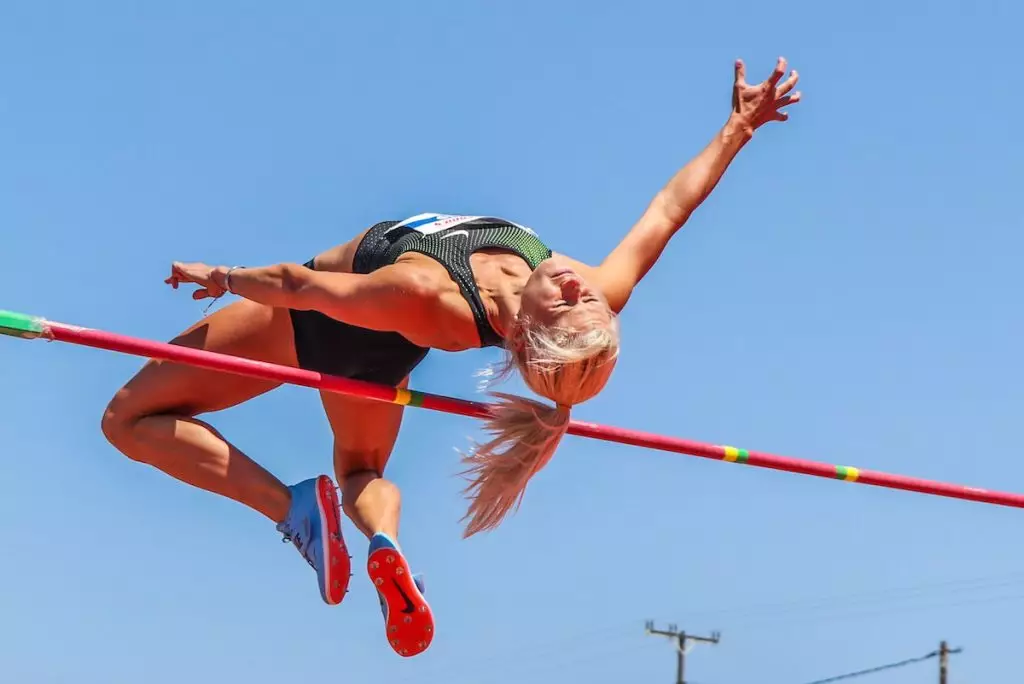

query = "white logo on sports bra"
[385, 212, 539, 237]
[386, 213, 479, 235]
[439, 230, 469, 240]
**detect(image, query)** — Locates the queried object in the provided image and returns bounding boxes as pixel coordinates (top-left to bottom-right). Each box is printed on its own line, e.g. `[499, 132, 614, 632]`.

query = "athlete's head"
[459, 257, 619, 537]
[518, 257, 616, 335]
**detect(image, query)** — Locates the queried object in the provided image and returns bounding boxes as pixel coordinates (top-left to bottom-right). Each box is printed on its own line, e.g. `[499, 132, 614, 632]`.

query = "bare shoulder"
[306, 248, 488, 351]
[390, 254, 481, 350]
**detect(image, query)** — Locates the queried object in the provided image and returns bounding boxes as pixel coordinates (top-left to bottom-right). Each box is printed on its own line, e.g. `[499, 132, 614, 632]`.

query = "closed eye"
[557, 296, 600, 308]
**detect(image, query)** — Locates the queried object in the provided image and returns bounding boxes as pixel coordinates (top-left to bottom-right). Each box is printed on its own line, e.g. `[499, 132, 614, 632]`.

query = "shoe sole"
[314, 475, 351, 605]
[368, 547, 434, 657]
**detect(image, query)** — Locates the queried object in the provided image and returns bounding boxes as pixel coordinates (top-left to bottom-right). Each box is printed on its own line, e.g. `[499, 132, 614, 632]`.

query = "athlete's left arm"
[166, 261, 439, 336]
[591, 58, 799, 313]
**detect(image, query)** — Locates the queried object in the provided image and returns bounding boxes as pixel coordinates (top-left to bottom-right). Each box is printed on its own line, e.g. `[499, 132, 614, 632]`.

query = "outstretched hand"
[732, 57, 800, 132]
[165, 261, 228, 300]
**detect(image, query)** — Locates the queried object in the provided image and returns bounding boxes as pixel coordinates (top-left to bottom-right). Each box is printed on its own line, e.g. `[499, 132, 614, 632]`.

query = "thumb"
[734, 58, 746, 86]
[192, 288, 211, 300]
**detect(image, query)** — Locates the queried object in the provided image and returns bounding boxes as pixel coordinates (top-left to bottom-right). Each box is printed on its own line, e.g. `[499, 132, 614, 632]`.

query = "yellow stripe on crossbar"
[394, 389, 412, 406]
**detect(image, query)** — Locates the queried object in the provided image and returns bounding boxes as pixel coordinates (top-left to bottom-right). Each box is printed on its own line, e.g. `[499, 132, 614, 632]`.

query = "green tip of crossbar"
[0, 310, 45, 339]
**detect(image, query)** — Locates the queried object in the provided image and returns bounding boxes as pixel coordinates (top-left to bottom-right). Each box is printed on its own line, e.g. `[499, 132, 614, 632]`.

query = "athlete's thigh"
[108, 299, 298, 418]
[320, 376, 409, 477]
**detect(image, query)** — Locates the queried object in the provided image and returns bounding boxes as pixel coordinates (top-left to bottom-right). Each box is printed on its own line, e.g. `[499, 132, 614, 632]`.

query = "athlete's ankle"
[369, 531, 401, 553]
[270, 488, 293, 525]
[274, 476, 323, 528]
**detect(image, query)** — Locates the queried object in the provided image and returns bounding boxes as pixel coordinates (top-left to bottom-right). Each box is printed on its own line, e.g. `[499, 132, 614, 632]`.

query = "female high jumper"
[101, 57, 800, 657]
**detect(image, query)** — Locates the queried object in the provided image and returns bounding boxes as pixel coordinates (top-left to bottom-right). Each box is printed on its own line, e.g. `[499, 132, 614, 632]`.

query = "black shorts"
[288, 245, 429, 386]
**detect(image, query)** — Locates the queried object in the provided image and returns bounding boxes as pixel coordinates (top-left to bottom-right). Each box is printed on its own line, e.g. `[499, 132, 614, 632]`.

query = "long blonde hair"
[458, 315, 620, 537]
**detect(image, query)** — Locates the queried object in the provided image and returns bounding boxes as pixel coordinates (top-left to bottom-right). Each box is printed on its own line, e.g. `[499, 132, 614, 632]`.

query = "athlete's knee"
[100, 391, 166, 462]
[101, 391, 135, 450]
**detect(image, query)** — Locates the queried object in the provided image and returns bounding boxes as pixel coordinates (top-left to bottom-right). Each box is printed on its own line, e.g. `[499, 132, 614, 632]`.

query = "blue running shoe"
[367, 532, 434, 657]
[277, 475, 351, 605]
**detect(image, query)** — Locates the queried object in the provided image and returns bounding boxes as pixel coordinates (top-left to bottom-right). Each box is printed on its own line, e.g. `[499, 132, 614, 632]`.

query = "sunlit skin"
[139, 55, 798, 530]
[518, 257, 613, 332]
[104, 57, 800, 615]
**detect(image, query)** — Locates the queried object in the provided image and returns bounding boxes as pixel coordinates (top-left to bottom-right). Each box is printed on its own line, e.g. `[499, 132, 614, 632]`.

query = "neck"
[472, 250, 530, 341]
[485, 287, 521, 341]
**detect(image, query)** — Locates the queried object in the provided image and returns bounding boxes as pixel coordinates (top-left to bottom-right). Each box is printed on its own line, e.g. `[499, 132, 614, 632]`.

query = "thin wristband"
[224, 266, 244, 294]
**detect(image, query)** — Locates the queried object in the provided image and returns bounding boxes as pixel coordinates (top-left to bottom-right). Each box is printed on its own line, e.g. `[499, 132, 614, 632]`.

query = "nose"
[561, 278, 581, 304]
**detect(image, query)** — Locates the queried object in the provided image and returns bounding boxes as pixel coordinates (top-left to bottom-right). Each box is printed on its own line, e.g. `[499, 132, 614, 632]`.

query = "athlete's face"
[518, 257, 613, 331]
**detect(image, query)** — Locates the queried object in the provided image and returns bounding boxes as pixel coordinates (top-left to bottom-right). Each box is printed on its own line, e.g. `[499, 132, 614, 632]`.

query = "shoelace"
[281, 519, 316, 569]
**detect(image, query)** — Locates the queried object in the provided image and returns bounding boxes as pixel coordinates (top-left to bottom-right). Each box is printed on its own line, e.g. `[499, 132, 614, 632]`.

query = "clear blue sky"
[2, 1, 1022, 682]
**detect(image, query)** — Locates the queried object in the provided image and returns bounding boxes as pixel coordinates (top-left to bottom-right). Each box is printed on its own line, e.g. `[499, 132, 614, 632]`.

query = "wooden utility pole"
[938, 640, 963, 683]
[645, 621, 720, 684]
[938, 640, 965, 684]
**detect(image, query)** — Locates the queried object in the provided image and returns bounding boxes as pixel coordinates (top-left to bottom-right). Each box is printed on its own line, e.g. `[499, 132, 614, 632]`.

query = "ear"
[505, 314, 527, 353]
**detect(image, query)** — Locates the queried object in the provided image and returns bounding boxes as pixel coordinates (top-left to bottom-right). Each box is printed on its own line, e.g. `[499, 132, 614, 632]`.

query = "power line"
[681, 568, 1024, 623]
[801, 651, 938, 684]
[398, 566, 1020, 683]
[800, 643, 962, 684]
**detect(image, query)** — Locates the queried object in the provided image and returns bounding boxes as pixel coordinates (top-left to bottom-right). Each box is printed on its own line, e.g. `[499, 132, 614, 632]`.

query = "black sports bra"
[352, 213, 553, 347]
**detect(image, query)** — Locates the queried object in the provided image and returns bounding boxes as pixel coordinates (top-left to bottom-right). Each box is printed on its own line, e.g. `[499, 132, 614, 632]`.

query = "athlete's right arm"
[216, 262, 439, 335]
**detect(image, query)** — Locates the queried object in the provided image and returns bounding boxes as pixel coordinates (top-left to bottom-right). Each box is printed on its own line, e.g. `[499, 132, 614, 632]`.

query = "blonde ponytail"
[458, 392, 571, 537]
[457, 315, 620, 538]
